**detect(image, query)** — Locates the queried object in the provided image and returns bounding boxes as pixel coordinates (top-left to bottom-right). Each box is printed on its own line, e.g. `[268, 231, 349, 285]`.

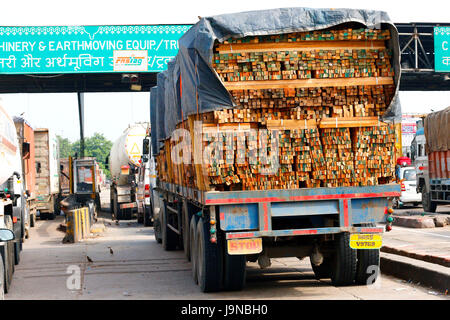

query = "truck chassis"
[154, 182, 400, 292]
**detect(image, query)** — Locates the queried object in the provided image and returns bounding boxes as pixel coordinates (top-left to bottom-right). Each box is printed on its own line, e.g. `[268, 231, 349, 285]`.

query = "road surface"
[5, 212, 449, 300]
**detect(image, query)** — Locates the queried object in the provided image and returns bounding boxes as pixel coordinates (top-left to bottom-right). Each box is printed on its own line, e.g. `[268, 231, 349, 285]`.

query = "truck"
[59, 158, 71, 198]
[418, 106, 450, 212]
[150, 7, 401, 292]
[34, 128, 61, 220]
[65, 156, 102, 222]
[13, 116, 37, 237]
[136, 132, 156, 226]
[0, 105, 25, 295]
[108, 122, 149, 220]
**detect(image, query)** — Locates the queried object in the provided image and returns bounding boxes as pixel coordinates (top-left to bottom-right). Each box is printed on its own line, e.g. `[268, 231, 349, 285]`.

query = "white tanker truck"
[0, 104, 24, 295]
[108, 122, 149, 220]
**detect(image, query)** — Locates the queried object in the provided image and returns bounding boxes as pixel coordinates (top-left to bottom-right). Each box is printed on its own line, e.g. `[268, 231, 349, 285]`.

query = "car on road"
[394, 167, 421, 208]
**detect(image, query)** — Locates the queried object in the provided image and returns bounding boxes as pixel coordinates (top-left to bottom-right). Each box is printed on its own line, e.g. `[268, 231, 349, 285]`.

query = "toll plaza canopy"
[0, 24, 191, 92]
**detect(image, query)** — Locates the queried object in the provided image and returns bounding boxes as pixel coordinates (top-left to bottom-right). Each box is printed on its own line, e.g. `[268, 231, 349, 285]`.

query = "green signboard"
[0, 25, 191, 74]
[434, 27, 450, 72]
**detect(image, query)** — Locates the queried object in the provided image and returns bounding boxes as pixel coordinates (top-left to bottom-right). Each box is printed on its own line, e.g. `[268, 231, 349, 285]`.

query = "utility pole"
[77, 92, 85, 159]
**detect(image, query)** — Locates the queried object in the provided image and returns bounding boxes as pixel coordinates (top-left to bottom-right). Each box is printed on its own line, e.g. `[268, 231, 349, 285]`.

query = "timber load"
[151, 8, 401, 192]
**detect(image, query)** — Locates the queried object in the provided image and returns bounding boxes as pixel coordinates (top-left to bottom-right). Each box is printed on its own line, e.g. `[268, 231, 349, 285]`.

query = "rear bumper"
[209, 185, 401, 240]
[225, 226, 384, 240]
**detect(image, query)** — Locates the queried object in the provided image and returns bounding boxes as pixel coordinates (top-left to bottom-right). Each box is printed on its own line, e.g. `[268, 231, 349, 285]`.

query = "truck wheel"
[30, 213, 36, 228]
[330, 232, 357, 286]
[182, 201, 191, 261]
[144, 204, 153, 227]
[47, 212, 56, 220]
[422, 186, 437, 213]
[190, 216, 198, 284]
[3, 215, 15, 293]
[161, 202, 178, 251]
[154, 216, 162, 244]
[355, 249, 380, 285]
[310, 256, 332, 280]
[223, 245, 246, 291]
[0, 254, 4, 300]
[196, 217, 223, 292]
[355, 224, 380, 285]
[14, 242, 20, 265]
[137, 206, 144, 223]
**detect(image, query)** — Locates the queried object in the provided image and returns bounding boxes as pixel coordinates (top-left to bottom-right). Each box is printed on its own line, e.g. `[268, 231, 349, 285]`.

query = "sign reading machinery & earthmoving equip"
[0, 25, 191, 74]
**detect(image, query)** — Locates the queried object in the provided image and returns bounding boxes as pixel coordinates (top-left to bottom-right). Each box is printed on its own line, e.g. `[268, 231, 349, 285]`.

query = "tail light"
[418, 166, 424, 171]
[401, 182, 405, 191]
[13, 217, 17, 224]
[145, 184, 150, 197]
[121, 165, 130, 175]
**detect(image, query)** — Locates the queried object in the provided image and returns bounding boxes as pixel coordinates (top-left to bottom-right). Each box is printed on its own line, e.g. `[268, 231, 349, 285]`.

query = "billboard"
[0, 25, 191, 74]
[434, 26, 450, 72]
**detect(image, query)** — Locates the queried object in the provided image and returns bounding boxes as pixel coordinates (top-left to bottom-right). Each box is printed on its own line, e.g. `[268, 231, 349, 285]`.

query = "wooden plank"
[164, 140, 174, 184]
[216, 40, 386, 54]
[187, 115, 209, 191]
[319, 117, 388, 128]
[223, 77, 394, 90]
[266, 119, 317, 129]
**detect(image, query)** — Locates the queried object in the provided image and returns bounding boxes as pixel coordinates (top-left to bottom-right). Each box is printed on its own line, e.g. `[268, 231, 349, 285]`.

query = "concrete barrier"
[63, 207, 91, 243]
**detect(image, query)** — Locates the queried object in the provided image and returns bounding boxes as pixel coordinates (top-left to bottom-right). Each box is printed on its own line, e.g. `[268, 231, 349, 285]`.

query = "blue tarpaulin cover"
[150, 7, 401, 155]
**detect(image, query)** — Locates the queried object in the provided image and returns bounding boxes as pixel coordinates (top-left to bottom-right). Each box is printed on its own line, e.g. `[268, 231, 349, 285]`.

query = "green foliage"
[57, 135, 72, 159]
[57, 133, 113, 178]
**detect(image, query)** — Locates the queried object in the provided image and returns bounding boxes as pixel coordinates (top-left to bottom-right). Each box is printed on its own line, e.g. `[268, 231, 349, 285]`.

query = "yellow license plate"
[350, 233, 382, 249]
[227, 238, 262, 255]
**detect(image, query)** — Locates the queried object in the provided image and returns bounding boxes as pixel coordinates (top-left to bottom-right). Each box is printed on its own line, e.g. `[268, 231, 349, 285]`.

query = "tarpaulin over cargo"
[150, 86, 158, 156]
[424, 106, 450, 153]
[154, 6, 402, 141]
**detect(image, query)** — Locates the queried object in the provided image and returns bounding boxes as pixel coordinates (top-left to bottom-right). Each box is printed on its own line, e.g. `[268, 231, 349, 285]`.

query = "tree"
[57, 135, 72, 159]
[57, 133, 113, 178]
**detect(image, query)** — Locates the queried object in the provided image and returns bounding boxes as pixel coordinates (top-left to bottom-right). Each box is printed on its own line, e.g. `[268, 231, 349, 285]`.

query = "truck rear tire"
[355, 224, 380, 285]
[30, 213, 36, 228]
[182, 201, 191, 261]
[223, 248, 246, 291]
[161, 202, 178, 251]
[14, 242, 20, 265]
[355, 248, 380, 285]
[310, 256, 332, 280]
[190, 216, 198, 284]
[154, 217, 162, 244]
[196, 217, 223, 292]
[144, 205, 153, 227]
[330, 232, 357, 286]
[422, 185, 437, 213]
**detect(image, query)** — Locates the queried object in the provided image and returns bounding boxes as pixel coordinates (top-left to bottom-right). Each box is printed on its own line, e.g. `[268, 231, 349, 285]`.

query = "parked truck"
[0, 105, 25, 295]
[108, 122, 149, 220]
[418, 106, 450, 212]
[150, 7, 401, 292]
[59, 158, 71, 198]
[34, 128, 61, 220]
[13, 116, 37, 238]
[136, 133, 155, 226]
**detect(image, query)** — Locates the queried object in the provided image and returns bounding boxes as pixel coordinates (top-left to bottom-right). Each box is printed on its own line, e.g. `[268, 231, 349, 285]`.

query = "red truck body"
[14, 117, 36, 197]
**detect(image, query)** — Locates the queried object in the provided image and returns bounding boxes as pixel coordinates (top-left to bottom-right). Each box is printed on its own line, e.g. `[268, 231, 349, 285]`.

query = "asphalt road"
[5, 212, 449, 300]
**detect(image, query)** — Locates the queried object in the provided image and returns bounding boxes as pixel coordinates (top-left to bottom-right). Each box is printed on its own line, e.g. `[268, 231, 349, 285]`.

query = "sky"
[0, 0, 449, 142]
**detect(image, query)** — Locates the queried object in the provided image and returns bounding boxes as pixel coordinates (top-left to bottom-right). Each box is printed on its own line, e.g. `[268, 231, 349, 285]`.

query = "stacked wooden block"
[156, 27, 398, 191]
[352, 125, 396, 186]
